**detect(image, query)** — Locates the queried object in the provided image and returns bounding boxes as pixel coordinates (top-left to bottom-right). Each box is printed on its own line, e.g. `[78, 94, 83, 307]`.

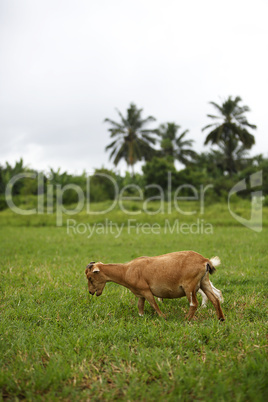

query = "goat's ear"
[93, 266, 100, 273]
[86, 261, 95, 270]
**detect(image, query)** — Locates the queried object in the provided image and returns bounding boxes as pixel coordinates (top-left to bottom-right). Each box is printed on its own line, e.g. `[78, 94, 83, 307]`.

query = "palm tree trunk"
[131, 163, 135, 177]
[129, 135, 135, 177]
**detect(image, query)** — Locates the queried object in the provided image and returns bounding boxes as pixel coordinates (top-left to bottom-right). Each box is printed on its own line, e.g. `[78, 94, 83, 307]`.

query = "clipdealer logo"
[66, 218, 213, 238]
[228, 170, 263, 232]
[4, 170, 264, 232]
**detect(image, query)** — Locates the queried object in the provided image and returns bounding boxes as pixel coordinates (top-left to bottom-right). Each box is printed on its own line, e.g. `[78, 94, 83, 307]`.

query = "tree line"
[105, 96, 257, 177]
[0, 96, 267, 209]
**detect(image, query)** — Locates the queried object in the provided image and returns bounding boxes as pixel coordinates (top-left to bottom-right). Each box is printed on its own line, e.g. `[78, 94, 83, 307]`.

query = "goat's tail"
[206, 256, 221, 275]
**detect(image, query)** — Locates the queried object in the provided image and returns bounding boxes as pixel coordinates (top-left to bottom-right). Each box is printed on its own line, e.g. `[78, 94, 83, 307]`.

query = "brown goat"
[85, 251, 225, 321]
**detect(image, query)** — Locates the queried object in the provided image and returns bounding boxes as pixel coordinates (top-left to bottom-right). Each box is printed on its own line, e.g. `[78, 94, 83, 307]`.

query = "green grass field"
[0, 202, 268, 401]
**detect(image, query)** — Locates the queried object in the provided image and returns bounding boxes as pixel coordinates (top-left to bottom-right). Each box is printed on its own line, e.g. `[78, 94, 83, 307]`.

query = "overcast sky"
[0, 0, 267, 175]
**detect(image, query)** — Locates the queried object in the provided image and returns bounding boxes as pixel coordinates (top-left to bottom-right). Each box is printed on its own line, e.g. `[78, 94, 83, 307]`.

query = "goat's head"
[85, 261, 106, 296]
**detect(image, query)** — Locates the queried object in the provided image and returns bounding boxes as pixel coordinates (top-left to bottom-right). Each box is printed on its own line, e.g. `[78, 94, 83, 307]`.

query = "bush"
[142, 157, 176, 198]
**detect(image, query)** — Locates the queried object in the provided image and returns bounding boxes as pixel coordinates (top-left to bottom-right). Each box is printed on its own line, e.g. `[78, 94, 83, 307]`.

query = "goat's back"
[126, 250, 209, 285]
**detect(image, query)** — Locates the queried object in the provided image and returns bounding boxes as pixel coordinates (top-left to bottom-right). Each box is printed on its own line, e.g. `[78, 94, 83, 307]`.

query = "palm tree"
[104, 103, 158, 175]
[157, 122, 197, 166]
[202, 96, 256, 175]
[217, 138, 250, 174]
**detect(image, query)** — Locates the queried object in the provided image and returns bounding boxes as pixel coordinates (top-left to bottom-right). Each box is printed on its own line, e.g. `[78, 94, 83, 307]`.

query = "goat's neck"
[101, 263, 128, 287]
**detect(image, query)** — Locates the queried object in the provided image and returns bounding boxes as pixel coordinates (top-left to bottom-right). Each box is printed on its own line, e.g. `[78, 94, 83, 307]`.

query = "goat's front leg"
[138, 297, 145, 316]
[143, 290, 166, 319]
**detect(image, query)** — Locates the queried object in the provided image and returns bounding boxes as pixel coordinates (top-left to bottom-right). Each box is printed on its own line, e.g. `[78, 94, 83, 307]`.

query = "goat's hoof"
[219, 317, 225, 322]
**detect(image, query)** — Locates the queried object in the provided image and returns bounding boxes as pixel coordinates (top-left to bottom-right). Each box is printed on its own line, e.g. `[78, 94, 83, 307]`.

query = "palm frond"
[107, 128, 127, 138]
[204, 125, 224, 145]
[207, 114, 221, 120]
[105, 139, 119, 151]
[209, 101, 223, 114]
[104, 118, 124, 130]
[116, 108, 129, 128]
[202, 123, 217, 132]
[113, 143, 128, 166]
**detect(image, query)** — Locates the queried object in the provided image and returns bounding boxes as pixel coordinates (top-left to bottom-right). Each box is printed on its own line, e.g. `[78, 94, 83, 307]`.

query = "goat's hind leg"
[198, 288, 208, 307]
[200, 280, 225, 321]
